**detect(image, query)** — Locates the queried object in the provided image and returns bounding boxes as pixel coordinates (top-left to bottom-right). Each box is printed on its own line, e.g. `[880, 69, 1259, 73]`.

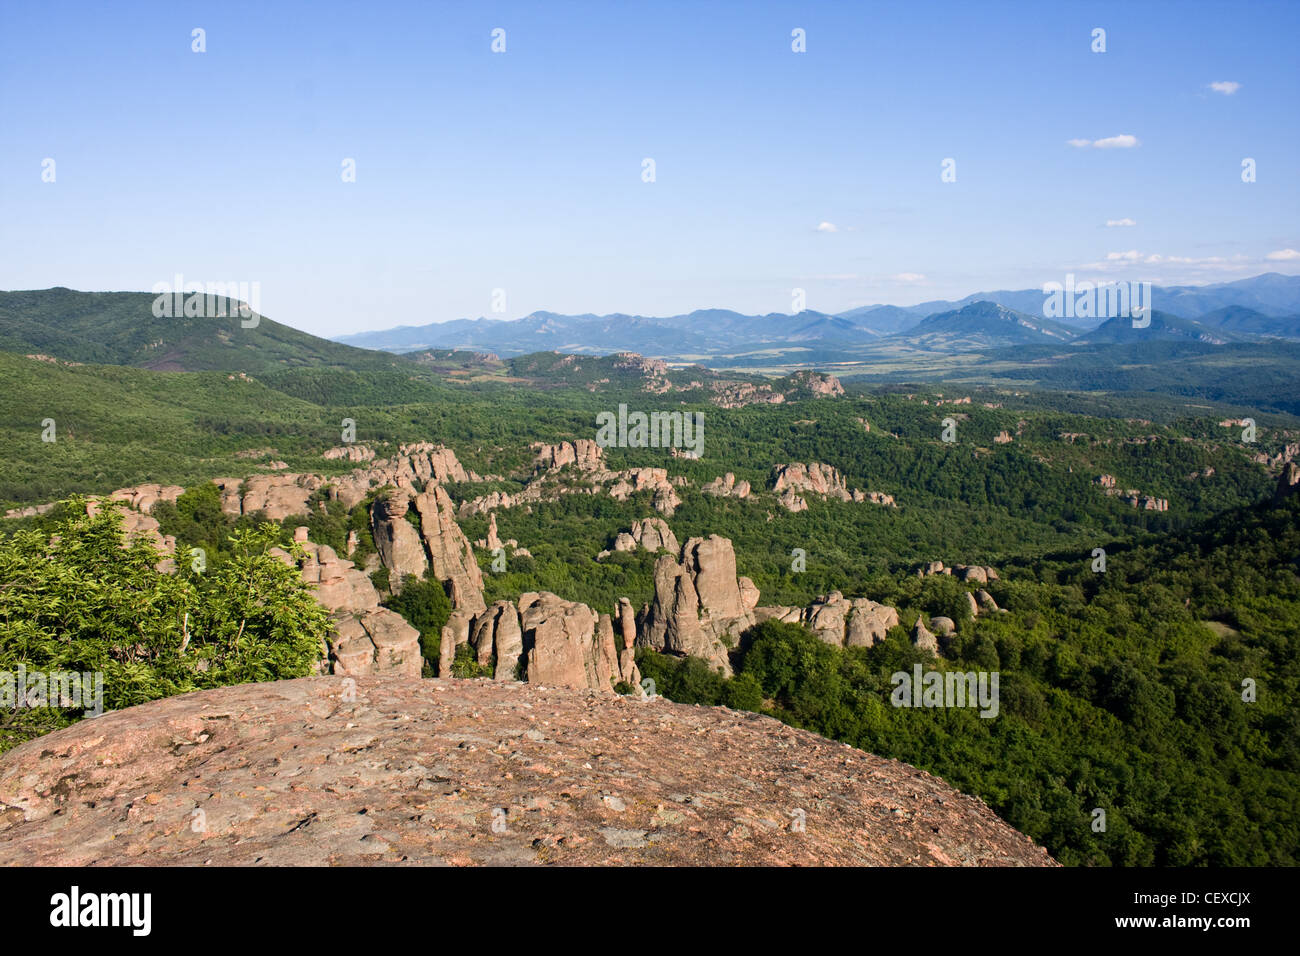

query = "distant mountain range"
[3, 284, 1300, 417]
[334, 273, 1300, 359]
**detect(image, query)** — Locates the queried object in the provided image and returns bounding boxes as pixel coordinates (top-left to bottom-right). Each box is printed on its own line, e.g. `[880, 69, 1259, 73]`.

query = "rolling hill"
[0, 288, 406, 374]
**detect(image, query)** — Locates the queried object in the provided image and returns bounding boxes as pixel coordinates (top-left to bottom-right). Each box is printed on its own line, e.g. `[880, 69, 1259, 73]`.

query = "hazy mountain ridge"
[333, 274, 1300, 358]
[890, 301, 1078, 349]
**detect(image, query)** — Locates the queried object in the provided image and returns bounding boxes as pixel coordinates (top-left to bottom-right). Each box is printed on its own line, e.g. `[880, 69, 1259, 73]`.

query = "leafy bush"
[0, 501, 329, 752]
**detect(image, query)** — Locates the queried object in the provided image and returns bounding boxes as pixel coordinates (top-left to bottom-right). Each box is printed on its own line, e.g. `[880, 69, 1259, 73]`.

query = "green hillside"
[0, 288, 407, 374]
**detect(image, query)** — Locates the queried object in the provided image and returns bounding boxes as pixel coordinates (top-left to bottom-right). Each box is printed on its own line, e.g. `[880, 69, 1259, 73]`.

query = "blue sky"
[1, 0, 1297, 336]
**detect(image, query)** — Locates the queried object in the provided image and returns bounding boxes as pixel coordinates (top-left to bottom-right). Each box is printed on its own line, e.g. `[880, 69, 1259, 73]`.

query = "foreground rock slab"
[0, 678, 1056, 867]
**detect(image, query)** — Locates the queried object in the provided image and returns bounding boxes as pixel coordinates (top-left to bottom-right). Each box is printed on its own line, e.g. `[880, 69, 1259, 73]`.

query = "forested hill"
[639, 490, 1300, 866]
[0, 288, 405, 374]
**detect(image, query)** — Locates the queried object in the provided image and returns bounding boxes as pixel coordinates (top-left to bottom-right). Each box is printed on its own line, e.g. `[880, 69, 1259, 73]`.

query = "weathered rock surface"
[771, 462, 895, 509]
[639, 536, 755, 675]
[108, 483, 184, 515]
[323, 444, 376, 462]
[0, 677, 1057, 866]
[519, 592, 605, 691]
[912, 619, 939, 655]
[604, 517, 679, 557]
[786, 369, 845, 397]
[533, 439, 603, 473]
[370, 490, 429, 589]
[756, 592, 901, 649]
[777, 489, 808, 512]
[208, 443, 478, 521]
[701, 472, 751, 499]
[773, 462, 853, 499]
[271, 532, 422, 679]
[918, 562, 1000, 582]
[411, 485, 486, 614]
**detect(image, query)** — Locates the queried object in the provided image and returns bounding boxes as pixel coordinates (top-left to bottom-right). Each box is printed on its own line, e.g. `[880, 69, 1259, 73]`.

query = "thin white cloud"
[1209, 81, 1241, 95]
[815, 221, 838, 233]
[1068, 134, 1140, 149]
[1093, 134, 1140, 149]
[1106, 218, 1137, 227]
[1078, 251, 1257, 277]
[1266, 249, 1300, 261]
[891, 272, 927, 282]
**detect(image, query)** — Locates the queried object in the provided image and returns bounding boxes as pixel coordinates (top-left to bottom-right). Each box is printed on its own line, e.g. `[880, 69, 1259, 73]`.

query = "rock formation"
[519, 592, 604, 691]
[210, 443, 479, 521]
[912, 618, 939, 655]
[639, 535, 756, 675]
[410, 485, 486, 614]
[533, 439, 603, 473]
[773, 462, 853, 499]
[369, 489, 428, 589]
[108, 483, 184, 514]
[754, 592, 901, 649]
[0, 677, 1057, 866]
[803, 592, 900, 648]
[772, 462, 895, 510]
[601, 516, 679, 559]
[440, 593, 640, 693]
[702, 472, 751, 499]
[786, 369, 845, 397]
[778, 490, 807, 512]
[917, 562, 999, 582]
[271, 528, 422, 678]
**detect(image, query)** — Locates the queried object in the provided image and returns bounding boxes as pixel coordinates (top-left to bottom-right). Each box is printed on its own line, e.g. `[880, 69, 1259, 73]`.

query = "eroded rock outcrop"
[411, 485, 486, 615]
[917, 562, 1000, 582]
[806, 592, 900, 648]
[370, 490, 429, 589]
[1277, 462, 1300, 501]
[601, 517, 679, 559]
[442, 593, 641, 693]
[519, 592, 605, 691]
[272, 529, 422, 679]
[209, 443, 479, 520]
[786, 370, 845, 397]
[0, 677, 1058, 866]
[639, 536, 756, 675]
[755, 592, 901, 649]
[108, 483, 184, 515]
[702, 472, 751, 499]
[912, 618, 939, 656]
[772, 463, 896, 510]
[533, 439, 604, 473]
